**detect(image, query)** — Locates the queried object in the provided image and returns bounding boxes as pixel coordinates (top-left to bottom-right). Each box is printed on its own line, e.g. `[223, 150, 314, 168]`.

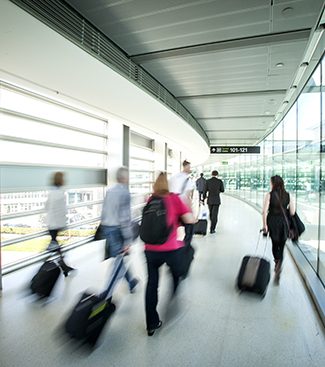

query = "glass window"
[283, 104, 297, 195]
[319, 57, 325, 282]
[296, 65, 321, 271]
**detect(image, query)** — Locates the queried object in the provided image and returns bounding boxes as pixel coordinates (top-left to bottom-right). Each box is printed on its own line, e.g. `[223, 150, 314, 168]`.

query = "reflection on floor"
[1, 196, 325, 367]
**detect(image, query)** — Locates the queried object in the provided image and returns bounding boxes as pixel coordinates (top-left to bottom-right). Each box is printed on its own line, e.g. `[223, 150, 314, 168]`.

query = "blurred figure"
[196, 173, 207, 202]
[262, 175, 295, 284]
[169, 160, 195, 247]
[45, 172, 75, 276]
[100, 167, 138, 293]
[143, 172, 195, 336]
[204, 170, 225, 234]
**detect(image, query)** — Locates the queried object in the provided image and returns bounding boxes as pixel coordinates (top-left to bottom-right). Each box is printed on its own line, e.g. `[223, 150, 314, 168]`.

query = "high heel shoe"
[147, 321, 162, 336]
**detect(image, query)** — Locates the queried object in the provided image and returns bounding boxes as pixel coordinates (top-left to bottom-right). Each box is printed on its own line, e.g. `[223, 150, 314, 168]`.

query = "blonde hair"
[153, 172, 169, 196]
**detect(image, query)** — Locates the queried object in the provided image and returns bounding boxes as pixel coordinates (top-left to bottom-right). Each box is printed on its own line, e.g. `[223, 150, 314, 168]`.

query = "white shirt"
[45, 187, 67, 230]
[169, 172, 195, 209]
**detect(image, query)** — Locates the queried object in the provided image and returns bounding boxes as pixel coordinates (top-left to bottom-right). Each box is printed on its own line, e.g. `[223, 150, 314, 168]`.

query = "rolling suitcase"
[31, 260, 61, 299]
[64, 255, 124, 347]
[194, 220, 207, 235]
[194, 203, 208, 235]
[237, 231, 270, 297]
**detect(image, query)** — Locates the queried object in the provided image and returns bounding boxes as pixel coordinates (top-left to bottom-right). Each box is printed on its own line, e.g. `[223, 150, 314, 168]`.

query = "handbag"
[274, 192, 304, 241]
[289, 212, 305, 241]
[94, 224, 104, 241]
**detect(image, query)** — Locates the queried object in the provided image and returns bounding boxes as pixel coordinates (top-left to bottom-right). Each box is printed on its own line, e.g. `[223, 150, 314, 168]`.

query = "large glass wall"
[219, 56, 325, 287]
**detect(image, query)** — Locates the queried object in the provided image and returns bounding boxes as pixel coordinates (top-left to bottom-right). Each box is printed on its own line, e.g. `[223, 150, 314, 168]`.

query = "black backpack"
[140, 196, 172, 244]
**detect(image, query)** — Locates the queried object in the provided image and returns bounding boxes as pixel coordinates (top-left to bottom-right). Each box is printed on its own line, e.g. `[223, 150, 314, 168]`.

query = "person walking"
[45, 171, 75, 277]
[196, 173, 207, 203]
[169, 160, 195, 247]
[143, 172, 195, 336]
[204, 170, 224, 234]
[100, 167, 138, 293]
[262, 175, 295, 284]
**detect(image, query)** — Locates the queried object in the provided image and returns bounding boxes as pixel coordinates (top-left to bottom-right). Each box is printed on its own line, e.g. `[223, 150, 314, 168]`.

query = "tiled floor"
[1, 196, 324, 367]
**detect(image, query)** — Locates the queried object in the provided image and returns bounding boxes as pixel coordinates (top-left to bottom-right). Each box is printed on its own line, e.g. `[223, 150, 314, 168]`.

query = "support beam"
[177, 89, 286, 100]
[131, 29, 310, 63]
[196, 115, 275, 120]
[206, 129, 266, 132]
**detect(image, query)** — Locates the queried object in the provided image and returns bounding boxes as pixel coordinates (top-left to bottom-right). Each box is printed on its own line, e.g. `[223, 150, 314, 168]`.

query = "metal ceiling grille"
[9, 0, 209, 145]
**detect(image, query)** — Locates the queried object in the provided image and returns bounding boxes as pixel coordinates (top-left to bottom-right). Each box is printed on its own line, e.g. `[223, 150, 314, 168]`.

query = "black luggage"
[194, 219, 207, 235]
[194, 203, 208, 235]
[236, 231, 270, 297]
[237, 256, 270, 297]
[179, 244, 195, 278]
[64, 255, 124, 347]
[31, 260, 61, 298]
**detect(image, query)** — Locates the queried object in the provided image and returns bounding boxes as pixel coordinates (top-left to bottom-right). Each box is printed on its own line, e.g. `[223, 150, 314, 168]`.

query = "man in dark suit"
[204, 170, 224, 234]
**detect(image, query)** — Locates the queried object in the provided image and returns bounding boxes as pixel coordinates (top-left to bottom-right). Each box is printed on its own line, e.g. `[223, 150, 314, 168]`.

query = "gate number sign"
[210, 146, 260, 154]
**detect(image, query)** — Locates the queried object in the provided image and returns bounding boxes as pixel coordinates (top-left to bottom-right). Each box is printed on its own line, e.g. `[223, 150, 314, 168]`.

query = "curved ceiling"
[0, 0, 210, 165]
[66, 0, 324, 146]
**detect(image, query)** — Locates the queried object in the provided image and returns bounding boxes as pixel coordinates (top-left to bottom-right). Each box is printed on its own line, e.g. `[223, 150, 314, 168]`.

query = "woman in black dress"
[262, 175, 295, 284]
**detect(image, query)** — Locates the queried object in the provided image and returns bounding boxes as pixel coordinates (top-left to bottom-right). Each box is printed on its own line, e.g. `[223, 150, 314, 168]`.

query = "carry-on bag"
[30, 260, 61, 299]
[236, 231, 270, 298]
[194, 220, 207, 235]
[64, 255, 124, 347]
[194, 203, 208, 235]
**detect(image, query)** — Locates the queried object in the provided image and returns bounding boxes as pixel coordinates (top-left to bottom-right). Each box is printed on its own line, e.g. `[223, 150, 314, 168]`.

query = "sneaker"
[129, 278, 139, 293]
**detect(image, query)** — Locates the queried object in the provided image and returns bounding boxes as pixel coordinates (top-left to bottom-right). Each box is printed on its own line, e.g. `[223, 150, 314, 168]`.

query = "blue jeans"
[101, 225, 134, 288]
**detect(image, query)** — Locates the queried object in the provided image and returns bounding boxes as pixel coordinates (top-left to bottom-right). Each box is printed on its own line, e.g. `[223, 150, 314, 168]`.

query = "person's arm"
[262, 193, 270, 232]
[119, 191, 133, 249]
[181, 212, 195, 224]
[220, 180, 225, 193]
[176, 194, 195, 223]
[289, 195, 296, 216]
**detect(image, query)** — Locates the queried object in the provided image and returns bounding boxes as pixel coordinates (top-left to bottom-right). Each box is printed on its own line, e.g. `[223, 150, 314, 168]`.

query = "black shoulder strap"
[274, 191, 290, 232]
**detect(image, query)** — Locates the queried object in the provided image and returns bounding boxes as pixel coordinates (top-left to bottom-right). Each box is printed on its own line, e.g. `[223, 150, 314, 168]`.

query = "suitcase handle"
[254, 230, 269, 257]
[100, 254, 125, 300]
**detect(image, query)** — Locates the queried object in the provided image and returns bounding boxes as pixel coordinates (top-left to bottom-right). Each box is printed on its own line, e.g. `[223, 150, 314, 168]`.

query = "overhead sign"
[210, 146, 260, 154]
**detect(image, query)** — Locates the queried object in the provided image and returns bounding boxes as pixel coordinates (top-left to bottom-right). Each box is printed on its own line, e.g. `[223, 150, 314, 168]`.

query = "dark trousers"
[184, 223, 194, 247]
[198, 191, 205, 202]
[145, 249, 182, 330]
[48, 229, 71, 272]
[208, 204, 220, 231]
[271, 239, 285, 262]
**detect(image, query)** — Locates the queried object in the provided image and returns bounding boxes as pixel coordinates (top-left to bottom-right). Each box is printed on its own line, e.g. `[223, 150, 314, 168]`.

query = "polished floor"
[1, 196, 325, 367]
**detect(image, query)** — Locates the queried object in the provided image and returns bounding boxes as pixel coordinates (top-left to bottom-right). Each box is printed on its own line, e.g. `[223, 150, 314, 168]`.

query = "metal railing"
[1, 196, 146, 274]
[9, 0, 209, 145]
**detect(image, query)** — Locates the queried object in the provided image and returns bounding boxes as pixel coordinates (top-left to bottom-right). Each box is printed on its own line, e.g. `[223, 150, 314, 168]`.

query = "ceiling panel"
[64, 0, 323, 149]
[200, 116, 274, 131]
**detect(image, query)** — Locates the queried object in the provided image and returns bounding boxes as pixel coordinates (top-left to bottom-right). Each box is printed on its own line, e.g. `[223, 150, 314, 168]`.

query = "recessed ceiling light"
[276, 62, 284, 68]
[282, 7, 294, 17]
[264, 111, 271, 115]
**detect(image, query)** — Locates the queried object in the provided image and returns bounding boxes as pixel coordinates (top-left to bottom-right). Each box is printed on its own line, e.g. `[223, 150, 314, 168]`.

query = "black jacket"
[205, 177, 224, 205]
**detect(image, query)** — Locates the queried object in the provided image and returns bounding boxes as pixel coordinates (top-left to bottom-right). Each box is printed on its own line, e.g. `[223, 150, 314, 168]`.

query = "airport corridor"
[1, 196, 325, 367]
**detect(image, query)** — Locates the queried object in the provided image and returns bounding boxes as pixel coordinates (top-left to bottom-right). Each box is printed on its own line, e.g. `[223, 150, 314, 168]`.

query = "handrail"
[2, 199, 104, 220]
[2, 217, 101, 247]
